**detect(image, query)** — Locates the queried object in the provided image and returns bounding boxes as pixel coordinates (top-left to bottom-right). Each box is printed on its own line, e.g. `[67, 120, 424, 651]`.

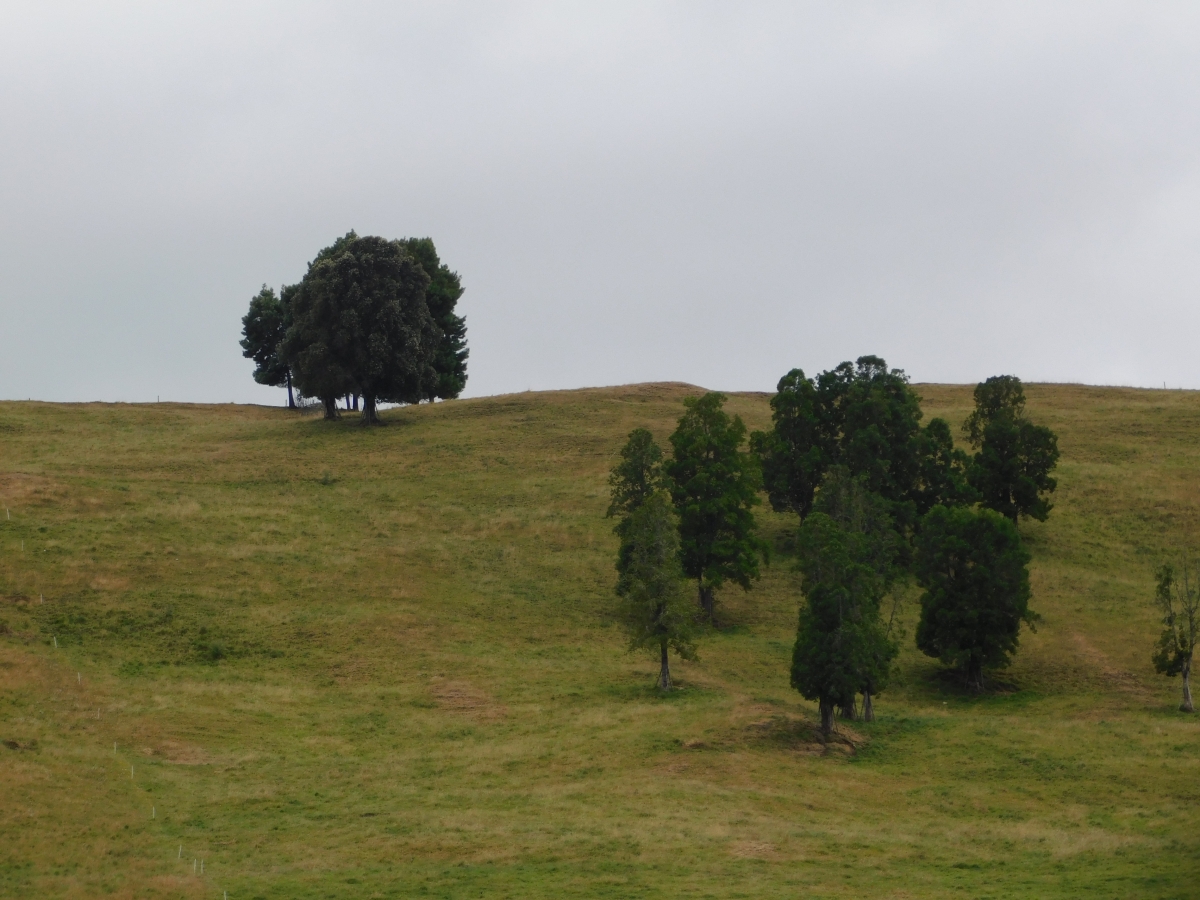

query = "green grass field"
[2, 382, 1199, 899]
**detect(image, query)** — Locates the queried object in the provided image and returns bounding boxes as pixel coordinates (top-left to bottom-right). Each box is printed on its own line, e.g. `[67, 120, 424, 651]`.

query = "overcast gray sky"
[3, 2, 1199, 404]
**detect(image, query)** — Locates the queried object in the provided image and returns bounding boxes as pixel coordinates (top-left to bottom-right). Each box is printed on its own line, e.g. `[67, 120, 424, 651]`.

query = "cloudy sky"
[2, 2, 1199, 404]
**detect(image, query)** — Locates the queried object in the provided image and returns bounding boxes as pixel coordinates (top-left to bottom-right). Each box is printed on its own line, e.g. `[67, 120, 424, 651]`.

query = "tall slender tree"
[608, 428, 665, 580]
[791, 469, 899, 729]
[1152, 561, 1199, 713]
[615, 492, 697, 691]
[665, 393, 767, 624]
[751, 368, 830, 519]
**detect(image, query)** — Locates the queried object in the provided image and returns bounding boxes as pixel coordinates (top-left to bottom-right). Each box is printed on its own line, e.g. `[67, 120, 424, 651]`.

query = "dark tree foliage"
[915, 505, 1035, 691]
[816, 356, 925, 531]
[664, 392, 767, 624]
[240, 285, 295, 408]
[1152, 561, 1199, 713]
[964, 376, 1059, 523]
[913, 418, 976, 516]
[750, 369, 829, 519]
[791, 479, 897, 735]
[755, 357, 970, 541]
[399, 238, 469, 401]
[607, 428, 665, 580]
[281, 232, 439, 424]
[615, 492, 697, 691]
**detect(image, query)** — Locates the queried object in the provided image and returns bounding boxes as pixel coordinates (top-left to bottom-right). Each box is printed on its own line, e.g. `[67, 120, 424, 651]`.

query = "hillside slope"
[1, 383, 1198, 898]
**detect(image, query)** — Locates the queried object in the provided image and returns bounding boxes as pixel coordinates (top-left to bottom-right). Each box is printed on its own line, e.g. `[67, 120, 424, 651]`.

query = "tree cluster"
[239, 233, 468, 423]
[608, 395, 767, 689]
[749, 360, 1054, 728]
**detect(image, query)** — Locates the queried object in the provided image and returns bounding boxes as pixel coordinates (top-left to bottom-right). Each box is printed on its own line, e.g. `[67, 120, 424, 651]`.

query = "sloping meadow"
[0, 384, 1198, 898]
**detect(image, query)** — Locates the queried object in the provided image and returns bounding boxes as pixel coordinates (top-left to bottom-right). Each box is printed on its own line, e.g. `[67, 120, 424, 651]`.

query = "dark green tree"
[281, 232, 440, 424]
[791, 495, 896, 735]
[399, 238, 469, 400]
[792, 511, 897, 734]
[240, 285, 295, 408]
[964, 376, 1059, 524]
[818, 356, 925, 531]
[754, 357, 939, 535]
[665, 392, 767, 624]
[1152, 561, 1199, 713]
[751, 369, 830, 519]
[913, 417, 976, 516]
[915, 505, 1035, 691]
[607, 428, 665, 580]
[615, 492, 697, 691]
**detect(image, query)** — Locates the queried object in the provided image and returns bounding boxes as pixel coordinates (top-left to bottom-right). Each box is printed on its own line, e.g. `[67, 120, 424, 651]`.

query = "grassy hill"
[1, 382, 1198, 899]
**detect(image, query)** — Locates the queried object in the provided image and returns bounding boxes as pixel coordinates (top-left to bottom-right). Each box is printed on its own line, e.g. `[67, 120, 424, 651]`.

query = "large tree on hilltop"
[240, 285, 296, 408]
[281, 232, 440, 424]
[399, 238, 469, 400]
[664, 392, 767, 624]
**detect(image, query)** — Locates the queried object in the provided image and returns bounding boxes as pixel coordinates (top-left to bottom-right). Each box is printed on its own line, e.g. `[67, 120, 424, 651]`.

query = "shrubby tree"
[791, 470, 898, 732]
[915, 505, 1035, 691]
[607, 428, 665, 580]
[615, 492, 697, 691]
[964, 376, 1059, 524]
[1152, 561, 1199, 713]
[280, 232, 440, 424]
[240, 285, 295, 408]
[665, 392, 767, 624]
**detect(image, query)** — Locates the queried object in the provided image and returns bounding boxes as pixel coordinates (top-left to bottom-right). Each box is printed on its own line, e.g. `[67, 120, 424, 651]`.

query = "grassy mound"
[1, 383, 1198, 898]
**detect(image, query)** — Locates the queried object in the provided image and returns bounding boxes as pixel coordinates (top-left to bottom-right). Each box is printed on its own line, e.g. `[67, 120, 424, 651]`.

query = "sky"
[2, 2, 1200, 405]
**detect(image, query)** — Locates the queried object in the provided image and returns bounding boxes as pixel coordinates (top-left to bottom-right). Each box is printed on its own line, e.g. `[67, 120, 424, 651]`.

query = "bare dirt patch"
[429, 679, 507, 721]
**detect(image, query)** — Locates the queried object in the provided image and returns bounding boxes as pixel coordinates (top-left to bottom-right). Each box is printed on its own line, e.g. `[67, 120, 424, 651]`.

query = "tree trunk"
[698, 583, 715, 624]
[862, 688, 874, 722]
[819, 698, 835, 738]
[285, 370, 295, 409]
[322, 396, 339, 420]
[659, 640, 671, 692]
[1182, 655, 1194, 713]
[352, 393, 359, 411]
[966, 657, 985, 693]
[839, 697, 858, 721]
[360, 393, 380, 425]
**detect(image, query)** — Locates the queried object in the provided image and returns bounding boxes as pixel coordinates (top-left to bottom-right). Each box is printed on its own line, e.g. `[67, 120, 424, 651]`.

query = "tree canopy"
[914, 504, 1034, 690]
[280, 232, 440, 423]
[247, 232, 467, 419]
[964, 376, 1059, 523]
[753, 356, 974, 539]
[664, 392, 766, 623]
